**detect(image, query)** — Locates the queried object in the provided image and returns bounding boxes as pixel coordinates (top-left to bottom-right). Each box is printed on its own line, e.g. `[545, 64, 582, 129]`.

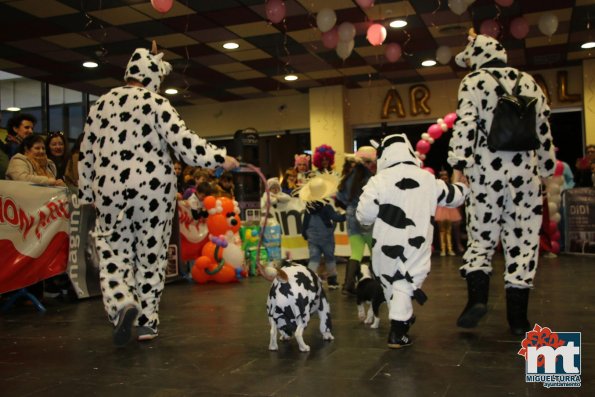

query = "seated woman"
[6, 134, 66, 186]
[46, 131, 68, 180]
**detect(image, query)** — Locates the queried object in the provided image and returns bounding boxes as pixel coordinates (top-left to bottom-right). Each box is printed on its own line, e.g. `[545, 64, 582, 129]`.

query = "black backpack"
[482, 70, 540, 151]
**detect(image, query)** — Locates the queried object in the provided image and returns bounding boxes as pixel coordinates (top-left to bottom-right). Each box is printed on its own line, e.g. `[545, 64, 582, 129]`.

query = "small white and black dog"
[356, 264, 386, 329]
[266, 261, 334, 352]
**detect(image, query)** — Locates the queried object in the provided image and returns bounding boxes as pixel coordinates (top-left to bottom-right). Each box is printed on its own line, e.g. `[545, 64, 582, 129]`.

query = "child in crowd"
[435, 170, 462, 257]
[357, 134, 468, 348]
[312, 144, 335, 175]
[281, 168, 298, 195]
[183, 168, 209, 199]
[261, 177, 290, 212]
[174, 160, 185, 199]
[215, 171, 235, 199]
[187, 182, 214, 221]
[294, 154, 311, 187]
[299, 173, 346, 290]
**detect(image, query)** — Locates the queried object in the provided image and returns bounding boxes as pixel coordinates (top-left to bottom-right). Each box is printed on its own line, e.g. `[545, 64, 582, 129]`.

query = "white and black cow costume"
[79, 47, 227, 345]
[357, 134, 467, 348]
[448, 33, 556, 335]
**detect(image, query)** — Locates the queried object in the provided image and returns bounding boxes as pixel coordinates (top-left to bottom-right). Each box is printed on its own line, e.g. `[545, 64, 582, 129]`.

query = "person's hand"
[221, 156, 240, 171]
[453, 169, 469, 186]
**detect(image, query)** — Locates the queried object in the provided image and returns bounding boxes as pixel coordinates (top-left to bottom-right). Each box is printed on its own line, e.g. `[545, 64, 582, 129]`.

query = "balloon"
[552, 175, 564, 186]
[410, 85, 431, 115]
[222, 244, 244, 269]
[548, 184, 561, 196]
[548, 201, 559, 215]
[550, 241, 560, 254]
[421, 132, 430, 141]
[356, 0, 375, 8]
[464, 0, 475, 4]
[203, 195, 217, 211]
[212, 264, 238, 283]
[551, 231, 561, 242]
[385, 43, 402, 63]
[428, 124, 443, 140]
[367, 24, 387, 46]
[480, 19, 500, 38]
[422, 167, 435, 175]
[321, 27, 339, 49]
[219, 197, 235, 213]
[336, 39, 354, 60]
[338, 22, 356, 42]
[548, 221, 558, 235]
[202, 241, 223, 261]
[510, 17, 529, 40]
[495, 0, 513, 6]
[316, 8, 336, 33]
[538, 13, 558, 37]
[436, 46, 452, 65]
[554, 160, 564, 177]
[448, 0, 468, 16]
[548, 194, 561, 205]
[151, 0, 173, 14]
[416, 140, 431, 155]
[444, 112, 457, 128]
[192, 256, 212, 283]
[265, 0, 286, 24]
[550, 212, 561, 224]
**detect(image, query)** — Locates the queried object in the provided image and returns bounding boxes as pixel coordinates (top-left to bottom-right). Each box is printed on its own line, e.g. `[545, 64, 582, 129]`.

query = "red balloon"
[265, 0, 286, 24]
[551, 231, 561, 242]
[510, 17, 529, 40]
[416, 139, 431, 155]
[550, 241, 560, 254]
[428, 124, 443, 140]
[480, 19, 500, 38]
[385, 43, 402, 63]
[444, 112, 457, 129]
[150, 0, 173, 14]
[548, 221, 558, 235]
[554, 160, 564, 177]
[367, 24, 387, 46]
[322, 27, 339, 49]
[495, 0, 513, 7]
[356, 0, 375, 9]
[423, 167, 435, 175]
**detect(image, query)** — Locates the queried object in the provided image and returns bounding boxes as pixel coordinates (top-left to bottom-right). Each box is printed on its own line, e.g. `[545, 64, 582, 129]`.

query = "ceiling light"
[83, 61, 98, 68]
[6, 107, 20, 112]
[284, 74, 298, 81]
[165, 88, 178, 95]
[389, 19, 407, 29]
[223, 42, 239, 50]
[581, 41, 595, 49]
[421, 59, 437, 67]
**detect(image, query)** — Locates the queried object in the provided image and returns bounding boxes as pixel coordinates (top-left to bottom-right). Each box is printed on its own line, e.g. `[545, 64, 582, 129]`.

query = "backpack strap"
[512, 71, 523, 95]
[483, 69, 510, 96]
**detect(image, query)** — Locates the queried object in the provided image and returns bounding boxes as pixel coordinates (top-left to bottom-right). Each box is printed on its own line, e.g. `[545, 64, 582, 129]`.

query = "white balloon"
[436, 45, 452, 64]
[548, 184, 561, 196]
[550, 212, 561, 224]
[338, 22, 356, 42]
[548, 201, 558, 215]
[222, 243, 244, 269]
[439, 122, 448, 131]
[316, 8, 337, 33]
[420, 154, 426, 160]
[421, 132, 430, 140]
[336, 39, 354, 60]
[428, 138, 435, 144]
[548, 194, 561, 205]
[538, 13, 558, 37]
[552, 175, 564, 186]
[449, 0, 468, 16]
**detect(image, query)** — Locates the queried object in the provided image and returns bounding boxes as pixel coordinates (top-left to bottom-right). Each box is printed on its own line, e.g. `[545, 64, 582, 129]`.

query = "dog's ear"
[276, 269, 289, 283]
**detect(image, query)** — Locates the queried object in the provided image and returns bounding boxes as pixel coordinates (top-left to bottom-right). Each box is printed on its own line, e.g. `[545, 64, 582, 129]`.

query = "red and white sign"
[0, 181, 69, 294]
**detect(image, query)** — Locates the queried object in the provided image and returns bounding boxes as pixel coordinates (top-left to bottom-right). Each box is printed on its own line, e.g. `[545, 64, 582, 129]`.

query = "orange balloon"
[191, 257, 212, 283]
[203, 195, 217, 211]
[207, 214, 229, 237]
[194, 255, 212, 269]
[213, 264, 238, 283]
[219, 197, 235, 213]
[201, 241, 223, 261]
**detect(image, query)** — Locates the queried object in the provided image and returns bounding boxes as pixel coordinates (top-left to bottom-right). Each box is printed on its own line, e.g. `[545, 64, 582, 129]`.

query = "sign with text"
[563, 188, 595, 255]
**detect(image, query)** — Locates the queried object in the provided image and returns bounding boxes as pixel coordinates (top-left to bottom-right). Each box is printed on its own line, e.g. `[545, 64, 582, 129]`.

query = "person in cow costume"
[357, 134, 468, 348]
[79, 41, 238, 346]
[448, 30, 556, 335]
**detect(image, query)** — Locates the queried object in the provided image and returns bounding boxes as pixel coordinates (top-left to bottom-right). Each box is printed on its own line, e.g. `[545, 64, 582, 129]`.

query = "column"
[583, 59, 595, 145]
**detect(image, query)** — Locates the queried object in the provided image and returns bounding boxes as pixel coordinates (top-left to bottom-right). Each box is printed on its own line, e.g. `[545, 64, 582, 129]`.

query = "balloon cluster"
[414, 112, 458, 174]
[191, 196, 246, 284]
[543, 161, 565, 254]
[265, 0, 286, 24]
[150, 0, 173, 14]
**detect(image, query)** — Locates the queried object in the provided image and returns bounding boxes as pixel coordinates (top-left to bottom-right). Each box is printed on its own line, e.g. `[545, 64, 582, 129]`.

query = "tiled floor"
[1, 254, 593, 396]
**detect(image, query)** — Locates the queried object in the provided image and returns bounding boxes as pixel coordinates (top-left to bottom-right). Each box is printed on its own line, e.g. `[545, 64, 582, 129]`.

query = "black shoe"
[387, 320, 412, 349]
[341, 259, 360, 295]
[327, 275, 339, 290]
[113, 305, 139, 347]
[506, 288, 531, 336]
[457, 271, 490, 329]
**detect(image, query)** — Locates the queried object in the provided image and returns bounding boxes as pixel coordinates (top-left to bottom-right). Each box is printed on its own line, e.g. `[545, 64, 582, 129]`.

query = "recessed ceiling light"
[165, 88, 178, 95]
[83, 61, 98, 68]
[6, 107, 21, 112]
[284, 74, 298, 81]
[581, 41, 595, 49]
[389, 19, 407, 28]
[421, 59, 437, 67]
[223, 42, 239, 50]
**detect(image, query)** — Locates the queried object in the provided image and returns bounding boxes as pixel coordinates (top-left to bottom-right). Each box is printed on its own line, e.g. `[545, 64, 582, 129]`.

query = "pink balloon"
[554, 160, 564, 177]
[367, 24, 387, 46]
[428, 124, 443, 140]
[416, 140, 431, 155]
[444, 112, 457, 129]
[510, 17, 529, 40]
[321, 27, 339, 49]
[423, 167, 435, 175]
[548, 221, 558, 235]
[550, 241, 560, 254]
[151, 0, 173, 14]
[385, 43, 402, 63]
[495, 0, 513, 7]
[265, 0, 286, 24]
[480, 19, 500, 38]
[356, 0, 375, 10]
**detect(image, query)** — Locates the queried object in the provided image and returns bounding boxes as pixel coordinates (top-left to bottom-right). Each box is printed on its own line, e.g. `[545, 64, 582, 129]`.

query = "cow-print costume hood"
[455, 34, 507, 71]
[375, 133, 422, 172]
[124, 48, 172, 93]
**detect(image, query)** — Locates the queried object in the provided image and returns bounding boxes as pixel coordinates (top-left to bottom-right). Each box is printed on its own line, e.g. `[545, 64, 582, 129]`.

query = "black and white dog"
[356, 264, 386, 329]
[266, 261, 334, 352]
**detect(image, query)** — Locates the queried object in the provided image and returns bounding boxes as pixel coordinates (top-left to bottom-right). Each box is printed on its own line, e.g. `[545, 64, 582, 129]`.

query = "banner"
[563, 188, 595, 255]
[0, 181, 69, 294]
[266, 197, 352, 260]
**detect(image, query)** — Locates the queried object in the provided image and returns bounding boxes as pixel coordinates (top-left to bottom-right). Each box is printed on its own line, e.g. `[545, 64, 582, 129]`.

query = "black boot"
[341, 259, 360, 296]
[457, 271, 490, 328]
[387, 319, 412, 349]
[506, 288, 531, 336]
